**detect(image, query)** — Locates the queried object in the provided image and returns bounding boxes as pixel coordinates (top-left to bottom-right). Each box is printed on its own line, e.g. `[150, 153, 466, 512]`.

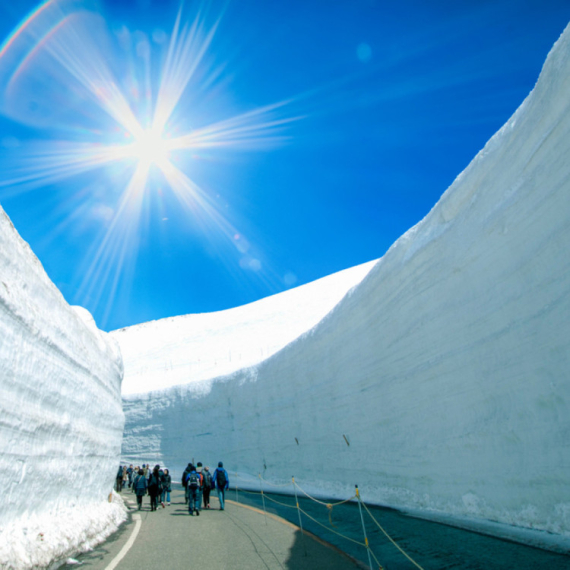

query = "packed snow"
[0, 206, 126, 569]
[112, 260, 376, 395]
[118, 23, 570, 549]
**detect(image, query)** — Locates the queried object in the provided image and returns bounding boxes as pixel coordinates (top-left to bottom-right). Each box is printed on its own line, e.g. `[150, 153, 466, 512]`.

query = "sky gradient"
[0, 0, 569, 331]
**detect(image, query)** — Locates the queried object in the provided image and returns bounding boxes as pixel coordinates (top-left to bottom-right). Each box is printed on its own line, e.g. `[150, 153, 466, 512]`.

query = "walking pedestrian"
[161, 468, 172, 505]
[132, 466, 139, 493]
[196, 462, 204, 511]
[202, 466, 213, 509]
[115, 465, 124, 493]
[186, 466, 202, 516]
[126, 464, 134, 488]
[133, 469, 147, 510]
[148, 465, 162, 511]
[182, 463, 193, 505]
[212, 461, 229, 511]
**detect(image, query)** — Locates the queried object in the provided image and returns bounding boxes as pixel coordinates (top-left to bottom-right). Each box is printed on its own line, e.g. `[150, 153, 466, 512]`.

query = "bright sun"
[128, 129, 170, 169]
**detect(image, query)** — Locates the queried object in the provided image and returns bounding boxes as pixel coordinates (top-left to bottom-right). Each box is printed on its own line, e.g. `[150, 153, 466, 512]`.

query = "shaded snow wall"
[122, 25, 570, 541]
[0, 206, 125, 568]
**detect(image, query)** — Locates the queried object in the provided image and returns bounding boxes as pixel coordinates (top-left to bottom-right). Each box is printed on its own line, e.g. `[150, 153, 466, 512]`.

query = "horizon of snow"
[119, 23, 570, 551]
[111, 260, 377, 396]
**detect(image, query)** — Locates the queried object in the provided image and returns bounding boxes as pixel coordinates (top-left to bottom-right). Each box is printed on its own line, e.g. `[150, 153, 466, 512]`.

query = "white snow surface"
[0, 207, 126, 569]
[112, 259, 376, 395]
[119, 23, 570, 548]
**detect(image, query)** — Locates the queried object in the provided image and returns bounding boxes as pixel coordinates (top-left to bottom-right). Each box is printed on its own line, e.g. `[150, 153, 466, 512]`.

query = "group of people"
[116, 464, 172, 511]
[181, 461, 230, 515]
[115, 461, 229, 515]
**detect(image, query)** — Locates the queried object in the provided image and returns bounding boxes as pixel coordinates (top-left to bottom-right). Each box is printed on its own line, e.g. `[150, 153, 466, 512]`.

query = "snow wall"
[119, 24, 570, 546]
[0, 207, 126, 568]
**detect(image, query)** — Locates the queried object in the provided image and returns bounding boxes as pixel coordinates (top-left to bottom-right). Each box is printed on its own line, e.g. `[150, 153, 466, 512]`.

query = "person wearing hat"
[212, 461, 229, 510]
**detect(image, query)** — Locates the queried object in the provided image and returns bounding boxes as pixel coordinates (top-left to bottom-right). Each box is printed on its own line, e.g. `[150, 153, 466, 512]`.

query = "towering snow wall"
[119, 24, 570, 544]
[0, 207, 125, 568]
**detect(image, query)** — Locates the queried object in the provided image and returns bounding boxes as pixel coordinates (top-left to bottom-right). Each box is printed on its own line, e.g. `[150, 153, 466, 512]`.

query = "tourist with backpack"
[185, 466, 203, 516]
[148, 465, 162, 511]
[182, 463, 193, 504]
[212, 461, 229, 510]
[202, 466, 213, 509]
[133, 469, 147, 510]
[196, 462, 204, 510]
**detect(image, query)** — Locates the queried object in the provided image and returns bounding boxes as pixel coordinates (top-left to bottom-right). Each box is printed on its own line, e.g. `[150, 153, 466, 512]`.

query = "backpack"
[202, 471, 213, 489]
[149, 473, 160, 489]
[188, 472, 199, 490]
[216, 469, 227, 489]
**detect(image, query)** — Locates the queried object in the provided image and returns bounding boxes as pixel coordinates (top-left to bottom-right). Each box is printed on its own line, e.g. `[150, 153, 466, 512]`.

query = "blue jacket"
[212, 467, 229, 490]
[185, 470, 203, 489]
[133, 474, 148, 496]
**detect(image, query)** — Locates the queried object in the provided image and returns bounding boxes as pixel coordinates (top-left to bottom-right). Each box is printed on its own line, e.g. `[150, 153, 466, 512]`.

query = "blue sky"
[0, 0, 569, 331]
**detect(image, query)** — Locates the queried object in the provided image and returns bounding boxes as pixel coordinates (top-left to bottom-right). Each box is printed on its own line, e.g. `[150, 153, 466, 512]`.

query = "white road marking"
[104, 513, 141, 570]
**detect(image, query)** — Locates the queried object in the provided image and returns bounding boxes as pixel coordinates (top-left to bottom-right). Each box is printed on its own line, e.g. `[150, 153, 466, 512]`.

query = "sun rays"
[0, 0, 298, 326]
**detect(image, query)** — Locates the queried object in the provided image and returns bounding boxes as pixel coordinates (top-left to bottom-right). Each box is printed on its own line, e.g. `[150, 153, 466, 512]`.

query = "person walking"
[212, 461, 229, 511]
[161, 468, 172, 505]
[148, 465, 162, 511]
[202, 466, 213, 509]
[182, 463, 193, 505]
[196, 462, 204, 511]
[133, 468, 147, 510]
[131, 466, 139, 493]
[115, 466, 124, 493]
[186, 466, 202, 516]
[126, 464, 134, 488]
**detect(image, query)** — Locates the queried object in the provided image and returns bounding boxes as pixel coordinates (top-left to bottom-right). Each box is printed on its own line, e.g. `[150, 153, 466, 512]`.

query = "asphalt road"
[66, 486, 362, 570]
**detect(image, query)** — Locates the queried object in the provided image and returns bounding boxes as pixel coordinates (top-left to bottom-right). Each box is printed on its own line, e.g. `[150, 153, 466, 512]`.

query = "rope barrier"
[297, 506, 367, 547]
[229, 472, 424, 570]
[261, 493, 298, 509]
[359, 497, 426, 570]
[293, 480, 356, 508]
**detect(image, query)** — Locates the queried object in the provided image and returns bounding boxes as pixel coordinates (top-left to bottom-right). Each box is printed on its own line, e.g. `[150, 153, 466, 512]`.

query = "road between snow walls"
[0, 205, 126, 569]
[116, 21, 570, 551]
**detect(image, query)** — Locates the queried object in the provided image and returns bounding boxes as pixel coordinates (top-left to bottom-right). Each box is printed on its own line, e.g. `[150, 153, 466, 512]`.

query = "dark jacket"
[133, 474, 148, 496]
[148, 470, 161, 495]
[162, 473, 172, 492]
[212, 467, 229, 490]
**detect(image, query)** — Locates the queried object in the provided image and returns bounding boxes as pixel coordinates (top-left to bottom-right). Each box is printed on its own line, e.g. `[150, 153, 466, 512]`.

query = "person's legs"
[166, 490, 171, 504]
[136, 494, 142, 510]
[218, 488, 225, 510]
[203, 488, 210, 508]
[197, 488, 202, 511]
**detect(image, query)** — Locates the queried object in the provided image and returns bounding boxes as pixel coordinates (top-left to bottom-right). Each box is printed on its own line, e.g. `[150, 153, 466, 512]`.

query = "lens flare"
[0, 1, 300, 326]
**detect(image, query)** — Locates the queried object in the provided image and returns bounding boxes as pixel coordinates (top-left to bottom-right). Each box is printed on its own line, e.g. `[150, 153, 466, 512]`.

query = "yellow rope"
[298, 507, 367, 547]
[359, 498, 426, 570]
[368, 547, 385, 570]
[261, 493, 298, 509]
[293, 480, 357, 507]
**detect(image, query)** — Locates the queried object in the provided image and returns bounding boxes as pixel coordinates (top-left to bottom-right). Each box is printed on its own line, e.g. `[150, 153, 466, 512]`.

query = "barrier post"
[356, 485, 374, 570]
[293, 476, 307, 556]
[259, 473, 267, 524]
